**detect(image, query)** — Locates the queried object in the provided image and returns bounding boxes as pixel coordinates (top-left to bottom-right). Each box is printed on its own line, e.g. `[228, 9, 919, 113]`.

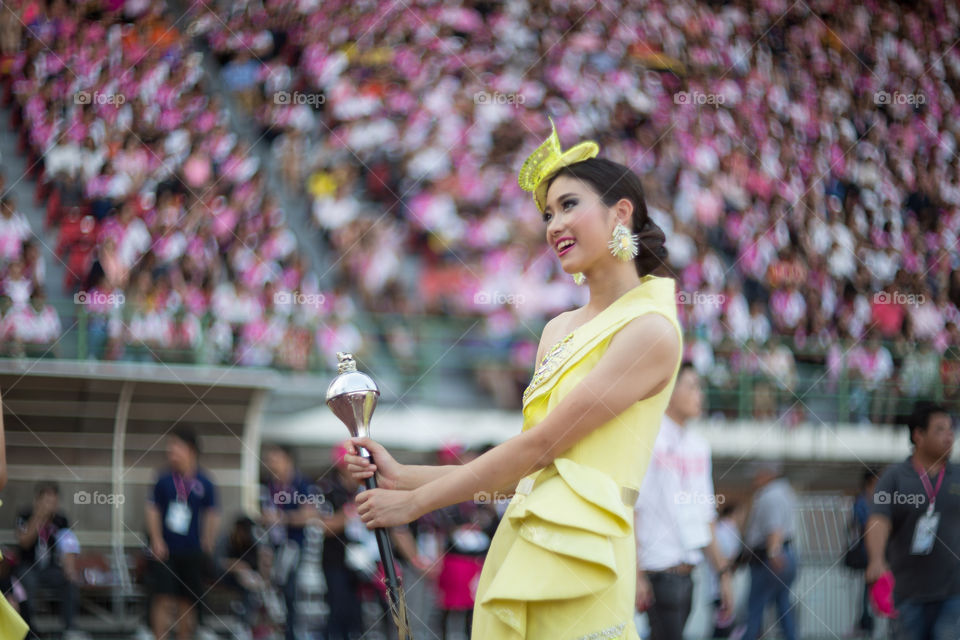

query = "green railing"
[5, 302, 959, 418]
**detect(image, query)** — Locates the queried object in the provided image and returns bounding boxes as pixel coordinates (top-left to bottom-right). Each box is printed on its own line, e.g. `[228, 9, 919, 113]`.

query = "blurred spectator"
[15, 481, 86, 640]
[0, 198, 29, 264]
[849, 333, 896, 424]
[3, 288, 61, 358]
[415, 445, 494, 638]
[900, 340, 941, 402]
[215, 515, 279, 638]
[709, 502, 744, 638]
[872, 285, 906, 338]
[866, 402, 959, 640]
[847, 469, 878, 638]
[762, 335, 799, 419]
[317, 447, 365, 640]
[260, 444, 320, 640]
[742, 462, 798, 640]
[635, 362, 734, 638]
[145, 428, 220, 640]
[2, 260, 32, 308]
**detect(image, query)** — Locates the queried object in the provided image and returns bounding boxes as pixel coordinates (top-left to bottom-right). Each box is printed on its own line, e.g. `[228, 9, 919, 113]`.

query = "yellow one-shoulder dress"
[472, 275, 683, 640]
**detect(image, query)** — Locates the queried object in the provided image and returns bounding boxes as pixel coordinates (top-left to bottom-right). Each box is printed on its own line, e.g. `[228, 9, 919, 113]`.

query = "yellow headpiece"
[517, 117, 600, 212]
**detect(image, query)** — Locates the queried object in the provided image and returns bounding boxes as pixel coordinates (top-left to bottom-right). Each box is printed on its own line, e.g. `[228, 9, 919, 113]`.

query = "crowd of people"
[2, 429, 502, 640]
[0, 179, 61, 357]
[1, 0, 364, 370]
[186, 0, 960, 415]
[0, 0, 959, 418]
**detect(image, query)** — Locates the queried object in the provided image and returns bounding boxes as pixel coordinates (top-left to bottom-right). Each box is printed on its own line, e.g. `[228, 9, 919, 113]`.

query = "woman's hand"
[344, 437, 404, 490]
[355, 488, 421, 528]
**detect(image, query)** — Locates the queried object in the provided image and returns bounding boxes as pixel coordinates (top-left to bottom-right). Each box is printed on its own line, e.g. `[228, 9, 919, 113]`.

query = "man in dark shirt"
[866, 402, 960, 639]
[16, 481, 83, 638]
[319, 450, 364, 640]
[260, 444, 320, 640]
[145, 428, 220, 640]
[215, 515, 272, 624]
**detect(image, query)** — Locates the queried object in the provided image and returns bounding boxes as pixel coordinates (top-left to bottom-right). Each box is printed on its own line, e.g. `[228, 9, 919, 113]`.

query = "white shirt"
[635, 415, 716, 571]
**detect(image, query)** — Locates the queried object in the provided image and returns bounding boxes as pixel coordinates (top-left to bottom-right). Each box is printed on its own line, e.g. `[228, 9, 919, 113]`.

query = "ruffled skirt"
[472, 458, 641, 640]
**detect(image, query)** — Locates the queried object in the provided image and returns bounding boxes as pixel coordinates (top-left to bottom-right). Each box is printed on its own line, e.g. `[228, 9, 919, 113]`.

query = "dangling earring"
[609, 223, 639, 261]
[573, 272, 585, 285]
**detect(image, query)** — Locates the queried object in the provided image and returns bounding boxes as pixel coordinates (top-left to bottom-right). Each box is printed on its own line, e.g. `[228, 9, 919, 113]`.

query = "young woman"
[344, 121, 683, 640]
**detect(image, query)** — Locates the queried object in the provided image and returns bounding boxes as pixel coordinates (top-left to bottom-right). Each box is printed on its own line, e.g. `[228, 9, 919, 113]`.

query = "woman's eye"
[562, 199, 577, 211]
[542, 212, 553, 223]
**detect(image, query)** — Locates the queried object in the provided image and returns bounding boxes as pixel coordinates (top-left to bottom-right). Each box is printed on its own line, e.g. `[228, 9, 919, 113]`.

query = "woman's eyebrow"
[546, 193, 577, 211]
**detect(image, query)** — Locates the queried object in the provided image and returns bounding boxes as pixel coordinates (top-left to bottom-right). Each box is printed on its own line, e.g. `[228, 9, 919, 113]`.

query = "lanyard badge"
[166, 474, 195, 536]
[910, 462, 945, 556]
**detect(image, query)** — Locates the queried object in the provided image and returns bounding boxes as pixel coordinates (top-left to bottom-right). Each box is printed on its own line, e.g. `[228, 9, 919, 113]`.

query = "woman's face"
[543, 175, 626, 275]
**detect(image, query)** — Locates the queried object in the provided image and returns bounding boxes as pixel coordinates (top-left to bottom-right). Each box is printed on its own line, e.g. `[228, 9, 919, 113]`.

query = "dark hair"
[35, 481, 59, 498]
[263, 443, 296, 462]
[909, 401, 951, 446]
[171, 427, 200, 455]
[546, 158, 669, 277]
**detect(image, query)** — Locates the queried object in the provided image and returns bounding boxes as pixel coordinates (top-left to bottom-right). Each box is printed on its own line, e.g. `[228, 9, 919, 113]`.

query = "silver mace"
[326, 352, 413, 640]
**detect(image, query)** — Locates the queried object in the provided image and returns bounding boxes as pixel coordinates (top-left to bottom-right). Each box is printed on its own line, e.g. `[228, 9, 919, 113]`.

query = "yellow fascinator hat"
[518, 117, 600, 212]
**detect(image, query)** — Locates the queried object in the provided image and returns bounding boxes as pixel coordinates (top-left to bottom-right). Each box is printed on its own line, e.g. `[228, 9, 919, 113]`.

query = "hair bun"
[634, 218, 669, 277]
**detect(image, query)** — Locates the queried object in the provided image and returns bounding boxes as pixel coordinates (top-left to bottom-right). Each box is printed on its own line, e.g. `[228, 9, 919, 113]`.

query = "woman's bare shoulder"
[542, 308, 581, 342]
[536, 309, 579, 361]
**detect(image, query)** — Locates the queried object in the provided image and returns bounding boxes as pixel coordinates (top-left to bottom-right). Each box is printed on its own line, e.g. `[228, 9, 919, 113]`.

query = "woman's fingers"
[350, 436, 380, 454]
[344, 456, 374, 470]
[355, 489, 375, 526]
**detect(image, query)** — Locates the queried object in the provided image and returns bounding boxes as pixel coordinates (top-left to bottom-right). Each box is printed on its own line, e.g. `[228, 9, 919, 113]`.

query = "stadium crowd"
[0, 0, 958, 417]
[0, 0, 362, 371]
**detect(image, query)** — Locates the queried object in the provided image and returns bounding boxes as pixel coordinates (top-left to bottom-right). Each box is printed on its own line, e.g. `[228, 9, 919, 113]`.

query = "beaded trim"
[522, 332, 574, 403]
[576, 622, 627, 640]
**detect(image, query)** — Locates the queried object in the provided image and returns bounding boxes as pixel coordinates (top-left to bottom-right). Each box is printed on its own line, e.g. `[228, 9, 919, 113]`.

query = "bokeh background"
[0, 0, 958, 637]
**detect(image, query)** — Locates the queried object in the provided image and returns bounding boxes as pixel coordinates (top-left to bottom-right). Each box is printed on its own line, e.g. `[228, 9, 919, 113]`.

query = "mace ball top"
[336, 352, 358, 374]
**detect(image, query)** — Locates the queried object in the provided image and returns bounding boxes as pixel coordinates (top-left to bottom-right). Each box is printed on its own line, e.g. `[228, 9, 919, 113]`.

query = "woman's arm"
[397, 465, 461, 490]
[347, 315, 570, 492]
[356, 313, 681, 527]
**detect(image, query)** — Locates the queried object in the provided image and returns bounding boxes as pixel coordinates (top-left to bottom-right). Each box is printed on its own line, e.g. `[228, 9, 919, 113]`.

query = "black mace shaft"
[326, 353, 413, 640]
[362, 469, 411, 638]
